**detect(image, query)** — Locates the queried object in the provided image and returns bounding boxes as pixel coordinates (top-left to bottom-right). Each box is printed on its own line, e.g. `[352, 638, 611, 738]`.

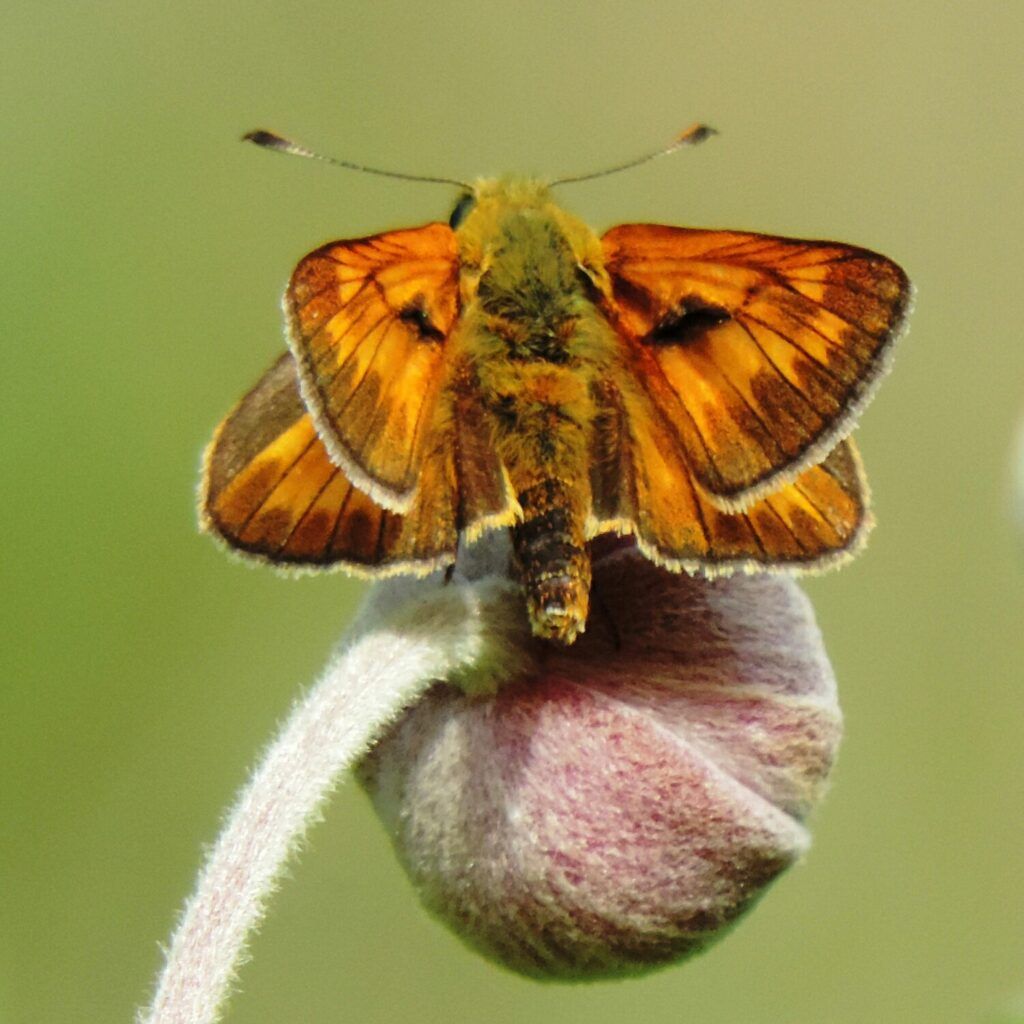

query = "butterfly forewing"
[285, 222, 461, 511]
[600, 224, 910, 509]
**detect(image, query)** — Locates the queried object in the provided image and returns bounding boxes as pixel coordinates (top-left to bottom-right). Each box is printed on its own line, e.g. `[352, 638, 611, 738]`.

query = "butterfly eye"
[448, 193, 476, 229]
[575, 260, 614, 301]
[576, 262, 601, 289]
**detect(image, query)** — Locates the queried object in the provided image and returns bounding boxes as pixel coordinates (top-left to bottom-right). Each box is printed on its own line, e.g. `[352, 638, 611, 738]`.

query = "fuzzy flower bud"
[143, 544, 843, 1023]
[358, 554, 842, 978]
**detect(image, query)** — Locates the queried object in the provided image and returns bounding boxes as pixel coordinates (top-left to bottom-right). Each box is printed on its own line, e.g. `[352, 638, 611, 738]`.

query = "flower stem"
[138, 576, 527, 1024]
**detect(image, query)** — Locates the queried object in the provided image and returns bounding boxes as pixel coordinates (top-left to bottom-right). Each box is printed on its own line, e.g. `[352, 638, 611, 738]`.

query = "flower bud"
[358, 555, 841, 978]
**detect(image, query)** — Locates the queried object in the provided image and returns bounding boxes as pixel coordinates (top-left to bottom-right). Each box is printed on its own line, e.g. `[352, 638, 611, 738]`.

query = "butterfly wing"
[589, 375, 869, 573]
[285, 221, 461, 512]
[200, 353, 467, 575]
[600, 224, 910, 509]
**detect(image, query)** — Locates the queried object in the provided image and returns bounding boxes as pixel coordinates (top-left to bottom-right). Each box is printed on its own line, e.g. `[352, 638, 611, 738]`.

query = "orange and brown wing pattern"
[600, 224, 910, 509]
[589, 376, 869, 574]
[285, 221, 460, 512]
[200, 353, 459, 575]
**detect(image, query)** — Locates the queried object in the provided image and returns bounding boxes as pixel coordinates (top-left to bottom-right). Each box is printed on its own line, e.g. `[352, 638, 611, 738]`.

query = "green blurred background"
[3, 2, 1022, 1022]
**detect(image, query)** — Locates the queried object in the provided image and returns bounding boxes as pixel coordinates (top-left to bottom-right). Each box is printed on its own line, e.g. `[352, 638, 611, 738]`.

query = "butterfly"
[201, 126, 911, 645]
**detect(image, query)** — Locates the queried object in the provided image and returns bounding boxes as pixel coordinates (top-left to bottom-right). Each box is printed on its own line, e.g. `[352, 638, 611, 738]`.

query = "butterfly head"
[450, 178, 611, 300]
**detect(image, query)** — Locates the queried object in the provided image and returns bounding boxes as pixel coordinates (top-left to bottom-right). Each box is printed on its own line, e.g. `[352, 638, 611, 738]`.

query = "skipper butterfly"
[201, 127, 911, 644]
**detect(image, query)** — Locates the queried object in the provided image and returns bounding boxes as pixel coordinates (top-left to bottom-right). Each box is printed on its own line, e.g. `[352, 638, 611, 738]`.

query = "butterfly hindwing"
[285, 222, 461, 512]
[589, 372, 869, 573]
[200, 353, 459, 575]
[600, 224, 910, 509]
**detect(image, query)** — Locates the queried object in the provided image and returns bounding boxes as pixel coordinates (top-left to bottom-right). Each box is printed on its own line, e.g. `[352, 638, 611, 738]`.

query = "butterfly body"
[448, 180, 616, 641]
[202, 174, 910, 645]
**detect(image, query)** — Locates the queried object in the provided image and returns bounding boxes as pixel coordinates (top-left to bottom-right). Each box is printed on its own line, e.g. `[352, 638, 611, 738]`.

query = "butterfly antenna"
[550, 123, 717, 188]
[243, 130, 471, 189]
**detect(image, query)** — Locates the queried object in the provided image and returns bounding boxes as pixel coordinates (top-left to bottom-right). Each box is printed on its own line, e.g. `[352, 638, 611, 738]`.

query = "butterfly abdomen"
[472, 339, 599, 644]
[511, 479, 591, 645]
[477, 362, 595, 643]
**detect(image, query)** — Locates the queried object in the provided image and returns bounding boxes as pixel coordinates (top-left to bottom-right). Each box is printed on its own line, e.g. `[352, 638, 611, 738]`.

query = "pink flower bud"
[358, 556, 842, 978]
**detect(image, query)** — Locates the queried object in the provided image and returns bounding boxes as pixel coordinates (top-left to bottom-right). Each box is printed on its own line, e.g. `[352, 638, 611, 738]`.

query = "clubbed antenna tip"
[550, 120, 718, 187]
[241, 128, 470, 189]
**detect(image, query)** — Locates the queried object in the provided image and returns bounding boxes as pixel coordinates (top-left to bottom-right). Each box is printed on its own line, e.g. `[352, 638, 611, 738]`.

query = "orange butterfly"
[201, 127, 911, 644]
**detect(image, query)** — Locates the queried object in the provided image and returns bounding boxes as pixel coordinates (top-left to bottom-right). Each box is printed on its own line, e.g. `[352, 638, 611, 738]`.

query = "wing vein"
[733, 318, 826, 413]
[327, 475, 359, 555]
[238, 434, 319, 534]
[278, 465, 342, 556]
[741, 311, 848, 385]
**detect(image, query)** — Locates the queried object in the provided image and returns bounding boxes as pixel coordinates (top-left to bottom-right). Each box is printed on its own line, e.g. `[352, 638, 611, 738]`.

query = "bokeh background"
[3, 3, 1023, 1022]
